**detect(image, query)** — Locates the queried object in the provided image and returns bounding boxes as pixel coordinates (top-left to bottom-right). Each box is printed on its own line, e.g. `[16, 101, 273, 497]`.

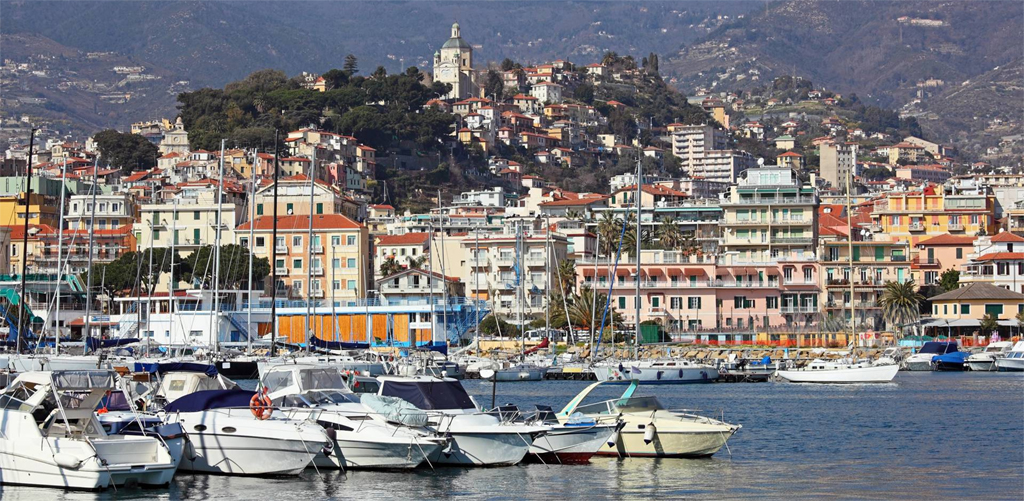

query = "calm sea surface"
[2, 372, 1021, 500]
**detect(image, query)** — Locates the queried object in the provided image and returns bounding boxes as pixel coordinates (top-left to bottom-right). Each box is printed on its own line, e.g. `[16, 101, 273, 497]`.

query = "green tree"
[183, 244, 269, 289]
[478, 314, 518, 338]
[938, 269, 960, 292]
[548, 286, 622, 342]
[656, 217, 682, 250]
[484, 69, 504, 101]
[499, 58, 516, 72]
[321, 69, 349, 89]
[980, 313, 999, 338]
[879, 279, 924, 336]
[92, 129, 160, 173]
[555, 259, 577, 295]
[343, 54, 359, 75]
[379, 256, 403, 277]
[574, 83, 594, 104]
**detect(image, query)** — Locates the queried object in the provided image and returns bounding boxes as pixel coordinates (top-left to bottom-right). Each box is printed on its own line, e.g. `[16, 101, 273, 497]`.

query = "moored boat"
[968, 342, 1014, 371]
[775, 360, 899, 383]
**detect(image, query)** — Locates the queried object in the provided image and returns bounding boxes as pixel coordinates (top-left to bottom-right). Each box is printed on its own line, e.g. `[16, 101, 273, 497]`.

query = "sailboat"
[492, 221, 545, 382]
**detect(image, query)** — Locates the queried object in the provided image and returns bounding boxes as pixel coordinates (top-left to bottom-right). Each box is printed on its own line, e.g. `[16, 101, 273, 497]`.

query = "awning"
[667, 267, 682, 275]
[615, 268, 635, 276]
[647, 268, 665, 276]
[684, 268, 705, 276]
[581, 268, 596, 276]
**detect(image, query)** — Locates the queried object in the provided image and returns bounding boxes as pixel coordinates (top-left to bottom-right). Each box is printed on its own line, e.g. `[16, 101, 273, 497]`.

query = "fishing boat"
[557, 380, 740, 458]
[995, 341, 1024, 372]
[592, 359, 719, 384]
[966, 342, 1013, 371]
[775, 359, 899, 383]
[262, 364, 445, 469]
[0, 370, 178, 489]
[905, 341, 961, 371]
[376, 375, 549, 466]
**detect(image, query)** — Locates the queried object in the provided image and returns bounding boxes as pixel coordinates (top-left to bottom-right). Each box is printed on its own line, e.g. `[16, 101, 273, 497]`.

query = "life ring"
[250, 388, 273, 420]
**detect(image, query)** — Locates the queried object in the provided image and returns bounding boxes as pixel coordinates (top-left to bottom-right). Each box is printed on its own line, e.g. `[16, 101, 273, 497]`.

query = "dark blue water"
[2, 372, 1021, 500]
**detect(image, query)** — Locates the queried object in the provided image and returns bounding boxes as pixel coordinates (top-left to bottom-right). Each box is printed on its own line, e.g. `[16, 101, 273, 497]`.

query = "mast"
[305, 148, 316, 353]
[83, 156, 99, 352]
[544, 215, 552, 354]
[53, 158, 67, 354]
[16, 129, 35, 353]
[634, 147, 642, 356]
[427, 220, 434, 345]
[474, 228, 480, 337]
[211, 139, 225, 353]
[517, 221, 525, 361]
[847, 165, 855, 347]
[437, 190, 449, 354]
[590, 231, 599, 357]
[246, 149, 256, 355]
[269, 131, 281, 357]
[166, 196, 176, 353]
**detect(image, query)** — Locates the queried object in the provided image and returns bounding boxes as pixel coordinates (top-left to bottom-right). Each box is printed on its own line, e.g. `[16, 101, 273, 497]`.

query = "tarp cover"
[163, 389, 256, 413]
[919, 341, 958, 355]
[380, 381, 475, 411]
[133, 362, 218, 377]
[360, 394, 428, 427]
[86, 338, 140, 352]
[310, 336, 369, 351]
[52, 370, 115, 390]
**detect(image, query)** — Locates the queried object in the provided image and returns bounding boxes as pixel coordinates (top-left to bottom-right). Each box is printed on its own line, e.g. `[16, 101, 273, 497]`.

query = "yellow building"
[888, 142, 927, 165]
[928, 283, 1024, 321]
[254, 175, 346, 218]
[237, 214, 369, 301]
[869, 187, 996, 247]
[0, 192, 60, 228]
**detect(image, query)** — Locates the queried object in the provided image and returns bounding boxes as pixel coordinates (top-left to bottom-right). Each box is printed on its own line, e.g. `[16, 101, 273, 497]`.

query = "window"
[651, 297, 660, 308]
[331, 236, 341, 247]
[193, 211, 200, 220]
[803, 267, 812, 283]
[257, 204, 264, 216]
[347, 258, 356, 268]
[333, 280, 341, 291]
[240, 237, 249, 248]
[174, 230, 180, 245]
[347, 280, 356, 290]
[766, 296, 778, 309]
[670, 297, 682, 309]
[292, 236, 302, 247]
[286, 203, 294, 214]
[984, 304, 1003, 317]
[293, 258, 302, 269]
[293, 280, 302, 290]
[734, 296, 745, 309]
[316, 203, 324, 215]
[960, 304, 970, 315]
[275, 259, 285, 268]
[332, 258, 341, 269]
[10, 245, 17, 257]
[153, 229, 161, 240]
[255, 237, 265, 248]
[618, 297, 626, 309]
[943, 305, 948, 315]
[193, 228, 200, 243]
[956, 248, 963, 259]
[347, 235, 356, 246]
[189, 330, 203, 338]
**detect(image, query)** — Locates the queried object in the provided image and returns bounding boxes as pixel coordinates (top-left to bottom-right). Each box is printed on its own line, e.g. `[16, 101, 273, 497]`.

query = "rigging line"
[593, 213, 629, 358]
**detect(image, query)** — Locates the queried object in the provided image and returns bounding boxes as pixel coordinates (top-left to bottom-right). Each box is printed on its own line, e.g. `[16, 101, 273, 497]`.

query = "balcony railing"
[772, 237, 814, 245]
[311, 245, 324, 254]
[275, 245, 288, 253]
[947, 221, 964, 231]
[275, 267, 289, 276]
[780, 305, 817, 313]
[727, 195, 816, 205]
[310, 267, 324, 276]
[908, 222, 925, 231]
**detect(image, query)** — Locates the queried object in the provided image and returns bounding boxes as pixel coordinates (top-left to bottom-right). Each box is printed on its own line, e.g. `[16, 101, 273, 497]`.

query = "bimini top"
[919, 342, 959, 355]
[134, 361, 218, 377]
[379, 379, 475, 411]
[11, 370, 116, 391]
[164, 389, 256, 413]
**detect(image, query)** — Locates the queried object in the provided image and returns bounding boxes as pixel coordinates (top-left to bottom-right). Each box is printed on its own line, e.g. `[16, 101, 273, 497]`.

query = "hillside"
[661, 0, 1023, 151]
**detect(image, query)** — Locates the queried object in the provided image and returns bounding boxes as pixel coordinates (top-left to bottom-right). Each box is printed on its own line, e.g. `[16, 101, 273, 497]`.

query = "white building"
[530, 81, 563, 104]
[820, 141, 860, 190]
[433, 23, 476, 101]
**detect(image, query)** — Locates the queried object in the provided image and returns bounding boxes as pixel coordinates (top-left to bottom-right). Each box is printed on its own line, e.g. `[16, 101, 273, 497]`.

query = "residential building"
[888, 142, 926, 165]
[913, 234, 975, 286]
[136, 185, 243, 261]
[868, 186, 996, 247]
[688, 149, 757, 184]
[927, 283, 1024, 327]
[959, 232, 1024, 294]
[894, 164, 951, 184]
[376, 268, 464, 304]
[237, 214, 369, 301]
[820, 141, 859, 191]
[820, 240, 911, 331]
[530, 81, 563, 104]
[375, 232, 430, 277]
[669, 124, 728, 167]
[777, 151, 805, 171]
[64, 193, 135, 231]
[253, 175, 346, 218]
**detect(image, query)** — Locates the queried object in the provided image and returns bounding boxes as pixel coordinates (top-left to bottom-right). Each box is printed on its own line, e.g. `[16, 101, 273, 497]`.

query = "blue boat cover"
[918, 341, 958, 355]
[86, 337, 140, 352]
[934, 351, 969, 364]
[310, 335, 369, 350]
[133, 362, 218, 377]
[163, 389, 256, 413]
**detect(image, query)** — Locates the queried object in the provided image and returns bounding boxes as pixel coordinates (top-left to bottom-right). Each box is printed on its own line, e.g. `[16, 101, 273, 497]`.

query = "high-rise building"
[820, 141, 859, 190]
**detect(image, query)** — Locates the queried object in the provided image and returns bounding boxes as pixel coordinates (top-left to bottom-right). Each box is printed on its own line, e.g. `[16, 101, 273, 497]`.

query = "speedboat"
[494, 405, 619, 464]
[933, 351, 970, 371]
[494, 363, 546, 382]
[161, 388, 331, 475]
[996, 341, 1024, 372]
[0, 370, 178, 490]
[557, 380, 740, 457]
[592, 359, 719, 384]
[904, 342, 960, 371]
[775, 359, 899, 383]
[376, 375, 548, 466]
[262, 364, 445, 469]
[967, 342, 1014, 371]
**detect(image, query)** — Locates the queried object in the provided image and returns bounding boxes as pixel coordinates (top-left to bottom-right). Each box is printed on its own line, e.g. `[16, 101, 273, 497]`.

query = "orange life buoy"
[250, 388, 273, 420]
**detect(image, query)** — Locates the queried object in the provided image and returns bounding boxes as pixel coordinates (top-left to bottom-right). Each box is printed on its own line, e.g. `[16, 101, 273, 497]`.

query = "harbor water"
[1, 372, 1021, 500]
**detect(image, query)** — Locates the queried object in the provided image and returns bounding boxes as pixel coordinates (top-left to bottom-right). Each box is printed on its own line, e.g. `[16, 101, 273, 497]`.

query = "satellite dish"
[479, 369, 495, 380]
[757, 157, 765, 166]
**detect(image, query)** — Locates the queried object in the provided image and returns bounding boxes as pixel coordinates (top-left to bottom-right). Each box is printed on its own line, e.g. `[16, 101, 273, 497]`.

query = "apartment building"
[820, 141, 859, 191]
[136, 184, 244, 258]
[65, 192, 135, 231]
[237, 214, 369, 301]
[253, 175, 346, 217]
[668, 124, 728, 162]
[820, 240, 911, 331]
[913, 234, 975, 286]
[375, 232, 429, 278]
[959, 231, 1024, 294]
[868, 186, 996, 247]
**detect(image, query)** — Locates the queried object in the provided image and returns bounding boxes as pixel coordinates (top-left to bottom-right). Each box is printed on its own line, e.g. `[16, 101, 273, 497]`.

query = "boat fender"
[679, 369, 683, 378]
[324, 427, 337, 443]
[701, 371, 708, 380]
[321, 436, 335, 457]
[643, 423, 657, 445]
[607, 428, 621, 448]
[656, 371, 663, 380]
[53, 453, 86, 470]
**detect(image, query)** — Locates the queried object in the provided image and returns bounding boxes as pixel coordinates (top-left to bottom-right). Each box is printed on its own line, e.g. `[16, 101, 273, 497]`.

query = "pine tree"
[343, 54, 359, 75]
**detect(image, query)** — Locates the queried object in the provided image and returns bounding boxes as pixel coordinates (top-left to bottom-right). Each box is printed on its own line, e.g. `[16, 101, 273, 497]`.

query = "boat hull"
[595, 429, 733, 458]
[314, 437, 439, 469]
[0, 437, 176, 490]
[967, 361, 997, 371]
[776, 364, 899, 383]
[904, 359, 935, 371]
[494, 367, 546, 382]
[429, 432, 533, 466]
[528, 424, 616, 464]
[996, 358, 1024, 372]
[592, 365, 718, 384]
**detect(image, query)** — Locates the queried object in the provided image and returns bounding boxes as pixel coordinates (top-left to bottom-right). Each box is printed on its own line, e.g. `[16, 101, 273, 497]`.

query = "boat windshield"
[380, 381, 475, 411]
[305, 390, 360, 405]
[576, 396, 664, 415]
[299, 369, 347, 391]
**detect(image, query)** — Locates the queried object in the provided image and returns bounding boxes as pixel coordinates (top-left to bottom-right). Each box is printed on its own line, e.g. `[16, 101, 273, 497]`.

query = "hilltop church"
[433, 22, 477, 101]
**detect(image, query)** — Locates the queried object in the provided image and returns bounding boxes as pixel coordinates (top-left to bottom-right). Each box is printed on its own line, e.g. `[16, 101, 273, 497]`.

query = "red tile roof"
[990, 232, 1024, 243]
[237, 214, 361, 231]
[376, 232, 429, 246]
[917, 234, 975, 246]
[974, 252, 1024, 262]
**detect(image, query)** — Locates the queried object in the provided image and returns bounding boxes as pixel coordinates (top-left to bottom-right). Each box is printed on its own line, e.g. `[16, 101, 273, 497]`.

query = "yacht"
[592, 359, 719, 384]
[0, 370, 178, 489]
[966, 342, 1013, 371]
[558, 380, 740, 457]
[162, 388, 331, 476]
[376, 375, 549, 466]
[262, 364, 445, 469]
[996, 341, 1024, 372]
[775, 359, 899, 383]
[904, 342, 960, 371]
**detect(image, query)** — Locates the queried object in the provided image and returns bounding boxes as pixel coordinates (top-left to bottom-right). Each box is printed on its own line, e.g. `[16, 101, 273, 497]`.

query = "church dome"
[441, 37, 471, 50]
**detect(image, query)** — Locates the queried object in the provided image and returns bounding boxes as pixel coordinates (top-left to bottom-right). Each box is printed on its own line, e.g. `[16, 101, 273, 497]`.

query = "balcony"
[780, 305, 817, 314]
[275, 267, 289, 276]
[311, 267, 324, 277]
[783, 279, 818, 286]
[908, 222, 925, 231]
[869, 223, 883, 232]
[525, 255, 546, 266]
[726, 195, 816, 206]
[772, 237, 813, 245]
[947, 221, 964, 231]
[911, 257, 941, 269]
[311, 245, 324, 254]
[310, 289, 325, 298]
[275, 245, 288, 254]
[493, 255, 515, 267]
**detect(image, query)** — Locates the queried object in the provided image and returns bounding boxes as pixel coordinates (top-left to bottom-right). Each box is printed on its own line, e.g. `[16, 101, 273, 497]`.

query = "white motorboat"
[8, 354, 104, 372]
[509, 405, 619, 464]
[0, 370, 178, 490]
[592, 359, 719, 384]
[258, 352, 388, 379]
[161, 388, 330, 476]
[904, 342, 960, 371]
[996, 341, 1024, 372]
[775, 359, 900, 383]
[376, 375, 549, 466]
[558, 380, 740, 458]
[262, 364, 445, 469]
[966, 342, 1014, 371]
[494, 363, 546, 382]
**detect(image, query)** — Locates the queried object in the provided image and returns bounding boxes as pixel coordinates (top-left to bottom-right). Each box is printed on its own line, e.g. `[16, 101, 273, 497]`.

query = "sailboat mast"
[83, 156, 99, 352]
[305, 148, 316, 353]
[590, 231, 599, 356]
[437, 190, 448, 355]
[269, 130, 281, 357]
[517, 221, 525, 361]
[211, 139, 225, 353]
[634, 148, 642, 355]
[16, 129, 35, 353]
[544, 215, 551, 352]
[847, 165, 855, 346]
[54, 158, 67, 354]
[246, 149, 255, 355]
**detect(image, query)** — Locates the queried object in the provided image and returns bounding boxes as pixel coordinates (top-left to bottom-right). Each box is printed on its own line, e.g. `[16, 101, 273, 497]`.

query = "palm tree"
[549, 287, 623, 341]
[565, 209, 584, 222]
[378, 256, 403, 278]
[596, 212, 621, 257]
[656, 217, 683, 250]
[878, 279, 924, 337]
[555, 259, 577, 295]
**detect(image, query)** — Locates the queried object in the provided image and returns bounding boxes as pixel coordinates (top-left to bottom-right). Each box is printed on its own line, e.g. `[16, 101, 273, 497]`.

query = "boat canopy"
[51, 370, 115, 390]
[164, 389, 256, 413]
[380, 380, 475, 411]
[135, 362, 218, 377]
[309, 336, 369, 351]
[918, 341, 958, 355]
[86, 337, 140, 352]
